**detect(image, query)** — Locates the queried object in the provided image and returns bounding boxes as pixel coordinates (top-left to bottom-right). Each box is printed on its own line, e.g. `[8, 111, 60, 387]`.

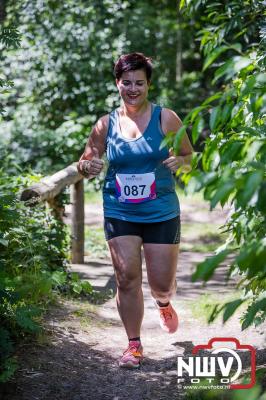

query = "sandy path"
[2, 199, 265, 400]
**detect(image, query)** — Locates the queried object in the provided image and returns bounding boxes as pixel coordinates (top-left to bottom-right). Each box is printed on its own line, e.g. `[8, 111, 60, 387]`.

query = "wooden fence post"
[71, 179, 84, 263]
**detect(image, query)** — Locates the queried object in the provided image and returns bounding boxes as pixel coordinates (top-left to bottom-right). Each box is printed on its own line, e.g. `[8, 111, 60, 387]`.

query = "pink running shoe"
[157, 302, 178, 334]
[119, 340, 143, 369]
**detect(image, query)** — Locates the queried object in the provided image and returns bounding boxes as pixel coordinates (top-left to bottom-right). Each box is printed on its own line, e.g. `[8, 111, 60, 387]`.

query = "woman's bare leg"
[108, 235, 143, 339]
[143, 243, 179, 303]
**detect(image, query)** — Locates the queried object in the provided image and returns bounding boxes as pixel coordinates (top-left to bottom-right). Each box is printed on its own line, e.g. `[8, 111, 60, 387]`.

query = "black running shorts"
[104, 216, 180, 244]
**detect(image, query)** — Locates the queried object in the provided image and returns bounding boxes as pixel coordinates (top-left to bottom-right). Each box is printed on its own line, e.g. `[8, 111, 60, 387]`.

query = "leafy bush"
[174, 0, 266, 329]
[0, 160, 67, 380]
[1, 0, 215, 174]
[0, 155, 95, 381]
[2, 109, 91, 174]
[0, 25, 20, 116]
[0, 18, 95, 382]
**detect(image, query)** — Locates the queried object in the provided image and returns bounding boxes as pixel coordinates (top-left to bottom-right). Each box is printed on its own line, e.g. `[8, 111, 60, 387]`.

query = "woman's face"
[116, 69, 150, 107]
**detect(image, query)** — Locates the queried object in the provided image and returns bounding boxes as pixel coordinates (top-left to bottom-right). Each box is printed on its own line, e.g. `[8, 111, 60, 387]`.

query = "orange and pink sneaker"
[119, 340, 143, 369]
[157, 302, 178, 334]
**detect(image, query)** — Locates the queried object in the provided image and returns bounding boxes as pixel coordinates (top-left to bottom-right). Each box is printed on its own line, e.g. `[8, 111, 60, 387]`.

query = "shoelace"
[124, 343, 142, 357]
[160, 308, 173, 321]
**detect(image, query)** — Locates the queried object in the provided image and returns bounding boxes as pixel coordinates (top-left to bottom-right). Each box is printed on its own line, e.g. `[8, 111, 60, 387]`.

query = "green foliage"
[0, 26, 20, 48]
[1, 0, 212, 173]
[0, 158, 67, 380]
[184, 373, 266, 400]
[68, 272, 93, 295]
[1, 111, 92, 173]
[0, 151, 95, 382]
[84, 225, 109, 259]
[192, 249, 230, 281]
[0, 25, 20, 115]
[177, 0, 266, 329]
[0, 0, 264, 383]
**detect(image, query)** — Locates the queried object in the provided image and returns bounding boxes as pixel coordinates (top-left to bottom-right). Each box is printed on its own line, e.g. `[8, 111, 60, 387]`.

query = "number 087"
[124, 185, 146, 196]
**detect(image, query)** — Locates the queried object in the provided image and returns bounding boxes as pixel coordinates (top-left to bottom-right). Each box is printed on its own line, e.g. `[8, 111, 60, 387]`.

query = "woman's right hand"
[78, 149, 104, 179]
[77, 115, 109, 179]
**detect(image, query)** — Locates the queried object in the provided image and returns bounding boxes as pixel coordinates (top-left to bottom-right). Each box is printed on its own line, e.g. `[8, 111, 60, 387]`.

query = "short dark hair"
[114, 52, 153, 82]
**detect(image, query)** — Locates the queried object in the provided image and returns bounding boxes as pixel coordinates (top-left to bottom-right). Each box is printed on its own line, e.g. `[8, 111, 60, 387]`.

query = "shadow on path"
[71, 252, 239, 302]
[2, 332, 265, 400]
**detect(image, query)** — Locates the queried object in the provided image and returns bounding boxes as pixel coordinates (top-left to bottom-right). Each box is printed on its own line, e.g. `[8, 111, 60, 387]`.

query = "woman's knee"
[117, 277, 141, 292]
[150, 281, 176, 298]
[115, 268, 141, 291]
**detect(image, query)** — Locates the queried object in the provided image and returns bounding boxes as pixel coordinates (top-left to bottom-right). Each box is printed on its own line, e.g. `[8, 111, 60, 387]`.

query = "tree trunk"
[176, 7, 182, 83]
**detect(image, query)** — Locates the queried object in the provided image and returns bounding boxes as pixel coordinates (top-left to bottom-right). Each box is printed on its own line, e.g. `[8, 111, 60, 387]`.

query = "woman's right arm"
[77, 114, 109, 179]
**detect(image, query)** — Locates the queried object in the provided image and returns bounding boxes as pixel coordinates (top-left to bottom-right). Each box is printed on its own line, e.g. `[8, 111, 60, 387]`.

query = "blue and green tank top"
[103, 103, 180, 222]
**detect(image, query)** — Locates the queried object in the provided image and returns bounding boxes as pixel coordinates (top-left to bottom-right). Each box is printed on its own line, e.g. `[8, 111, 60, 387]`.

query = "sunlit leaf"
[203, 45, 229, 71]
[202, 92, 223, 106]
[159, 131, 175, 150]
[192, 116, 204, 144]
[173, 125, 187, 153]
[223, 299, 244, 323]
[236, 170, 264, 208]
[221, 103, 233, 124]
[209, 106, 221, 131]
[257, 182, 266, 213]
[213, 56, 253, 83]
[51, 271, 67, 286]
[220, 141, 243, 164]
[192, 250, 230, 281]
[210, 180, 235, 209]
[242, 298, 266, 330]
[0, 238, 9, 247]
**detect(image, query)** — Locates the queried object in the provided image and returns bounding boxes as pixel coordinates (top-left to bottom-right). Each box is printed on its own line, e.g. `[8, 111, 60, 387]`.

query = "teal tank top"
[103, 103, 180, 222]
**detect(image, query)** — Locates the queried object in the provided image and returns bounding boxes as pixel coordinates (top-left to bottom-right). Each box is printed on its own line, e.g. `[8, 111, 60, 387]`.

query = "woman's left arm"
[161, 108, 193, 173]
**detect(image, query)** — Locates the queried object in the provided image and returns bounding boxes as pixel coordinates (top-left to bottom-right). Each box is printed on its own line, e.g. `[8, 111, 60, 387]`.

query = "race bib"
[115, 172, 157, 203]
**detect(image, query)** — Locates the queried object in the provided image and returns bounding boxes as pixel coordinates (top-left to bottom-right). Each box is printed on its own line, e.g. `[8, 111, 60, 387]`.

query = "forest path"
[2, 195, 265, 400]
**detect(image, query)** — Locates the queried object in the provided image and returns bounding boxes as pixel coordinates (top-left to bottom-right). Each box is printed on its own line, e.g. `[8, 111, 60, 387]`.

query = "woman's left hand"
[162, 149, 184, 173]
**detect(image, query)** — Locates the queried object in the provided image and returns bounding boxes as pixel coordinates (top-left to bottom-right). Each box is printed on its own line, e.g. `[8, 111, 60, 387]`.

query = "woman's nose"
[129, 83, 137, 91]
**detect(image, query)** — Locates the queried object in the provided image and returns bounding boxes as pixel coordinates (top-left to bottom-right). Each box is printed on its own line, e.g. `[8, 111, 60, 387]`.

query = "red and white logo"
[177, 337, 256, 389]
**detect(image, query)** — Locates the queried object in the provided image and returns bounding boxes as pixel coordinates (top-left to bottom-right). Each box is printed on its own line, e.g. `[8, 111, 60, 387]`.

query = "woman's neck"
[121, 100, 150, 118]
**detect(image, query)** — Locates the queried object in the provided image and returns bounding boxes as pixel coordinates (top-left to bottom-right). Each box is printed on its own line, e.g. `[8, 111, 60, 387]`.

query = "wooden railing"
[20, 163, 85, 264]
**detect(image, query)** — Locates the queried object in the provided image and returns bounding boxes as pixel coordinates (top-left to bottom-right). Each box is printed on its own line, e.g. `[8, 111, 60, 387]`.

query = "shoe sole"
[160, 324, 178, 334]
[119, 360, 141, 369]
[160, 316, 179, 333]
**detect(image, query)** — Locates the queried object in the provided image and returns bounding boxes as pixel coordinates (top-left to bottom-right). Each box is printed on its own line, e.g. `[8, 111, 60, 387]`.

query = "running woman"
[78, 52, 193, 369]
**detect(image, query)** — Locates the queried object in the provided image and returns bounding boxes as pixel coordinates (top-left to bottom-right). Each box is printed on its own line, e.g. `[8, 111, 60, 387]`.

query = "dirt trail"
[1, 200, 265, 400]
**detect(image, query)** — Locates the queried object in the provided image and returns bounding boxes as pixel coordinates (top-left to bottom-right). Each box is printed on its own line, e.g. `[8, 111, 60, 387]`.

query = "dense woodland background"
[0, 0, 265, 386]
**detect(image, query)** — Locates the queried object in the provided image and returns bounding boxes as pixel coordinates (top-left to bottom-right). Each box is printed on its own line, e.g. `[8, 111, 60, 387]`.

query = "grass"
[71, 308, 93, 329]
[84, 189, 102, 204]
[176, 185, 205, 205]
[71, 302, 113, 329]
[84, 225, 109, 259]
[181, 222, 228, 253]
[189, 292, 244, 324]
